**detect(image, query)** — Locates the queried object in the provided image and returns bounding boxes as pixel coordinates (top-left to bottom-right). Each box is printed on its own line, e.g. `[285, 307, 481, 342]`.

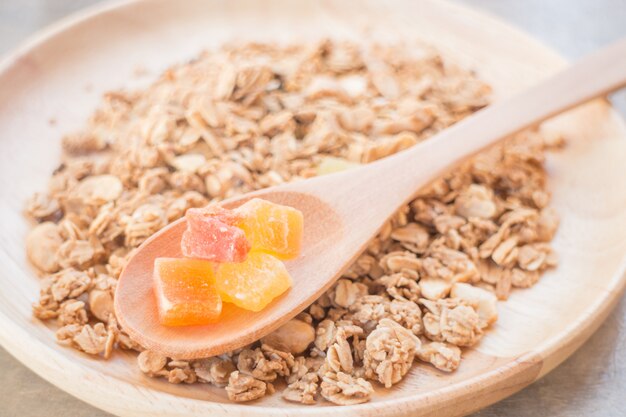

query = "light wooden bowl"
[0, 1, 625, 416]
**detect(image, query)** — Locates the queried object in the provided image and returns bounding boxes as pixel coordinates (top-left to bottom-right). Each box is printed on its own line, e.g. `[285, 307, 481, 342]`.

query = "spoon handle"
[374, 37, 626, 200]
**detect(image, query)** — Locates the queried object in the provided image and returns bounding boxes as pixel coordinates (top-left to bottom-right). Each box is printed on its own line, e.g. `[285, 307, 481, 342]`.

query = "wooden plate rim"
[0, 1, 624, 416]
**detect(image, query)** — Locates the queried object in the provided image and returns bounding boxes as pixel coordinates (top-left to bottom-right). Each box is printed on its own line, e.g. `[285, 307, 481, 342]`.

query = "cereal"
[26, 40, 560, 405]
[226, 371, 269, 402]
[363, 319, 420, 388]
[416, 339, 461, 372]
[193, 357, 236, 386]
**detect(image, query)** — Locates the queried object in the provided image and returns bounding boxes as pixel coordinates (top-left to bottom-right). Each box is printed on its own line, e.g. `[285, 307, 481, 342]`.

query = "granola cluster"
[25, 40, 561, 405]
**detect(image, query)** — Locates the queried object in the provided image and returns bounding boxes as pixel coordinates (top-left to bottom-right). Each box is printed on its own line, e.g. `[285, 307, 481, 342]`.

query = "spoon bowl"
[115, 189, 348, 358]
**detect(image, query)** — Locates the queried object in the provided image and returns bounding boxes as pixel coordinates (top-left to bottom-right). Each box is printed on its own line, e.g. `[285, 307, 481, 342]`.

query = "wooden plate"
[0, 1, 625, 416]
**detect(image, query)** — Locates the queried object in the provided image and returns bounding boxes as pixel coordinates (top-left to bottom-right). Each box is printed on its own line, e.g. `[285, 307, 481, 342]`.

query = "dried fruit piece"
[235, 198, 303, 260]
[181, 206, 250, 262]
[317, 156, 360, 175]
[215, 251, 292, 312]
[154, 258, 222, 326]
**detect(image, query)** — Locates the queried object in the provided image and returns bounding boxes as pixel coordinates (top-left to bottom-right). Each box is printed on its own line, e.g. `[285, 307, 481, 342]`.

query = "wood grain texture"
[0, 0, 625, 416]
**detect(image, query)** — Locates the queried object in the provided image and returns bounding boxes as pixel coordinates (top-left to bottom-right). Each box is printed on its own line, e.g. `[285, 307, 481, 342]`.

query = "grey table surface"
[0, 1, 625, 416]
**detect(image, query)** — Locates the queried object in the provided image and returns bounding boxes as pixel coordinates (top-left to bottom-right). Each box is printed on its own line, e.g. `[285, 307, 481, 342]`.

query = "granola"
[26, 40, 560, 405]
[363, 319, 420, 388]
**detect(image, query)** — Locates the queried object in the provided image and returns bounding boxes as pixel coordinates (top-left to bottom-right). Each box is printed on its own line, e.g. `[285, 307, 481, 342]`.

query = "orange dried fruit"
[235, 198, 303, 260]
[181, 206, 250, 263]
[215, 251, 292, 312]
[153, 257, 222, 326]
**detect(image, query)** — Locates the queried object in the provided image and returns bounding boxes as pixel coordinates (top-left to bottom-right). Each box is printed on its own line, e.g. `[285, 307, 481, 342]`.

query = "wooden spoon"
[115, 38, 626, 359]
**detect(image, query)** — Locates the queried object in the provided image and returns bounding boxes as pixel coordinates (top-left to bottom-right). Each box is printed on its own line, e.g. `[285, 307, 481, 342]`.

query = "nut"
[450, 283, 498, 325]
[261, 319, 315, 354]
[26, 222, 63, 272]
[88, 290, 114, 322]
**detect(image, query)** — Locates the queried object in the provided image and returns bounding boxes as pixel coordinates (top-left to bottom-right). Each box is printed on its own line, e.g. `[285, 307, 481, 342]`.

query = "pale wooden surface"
[0, 1, 625, 417]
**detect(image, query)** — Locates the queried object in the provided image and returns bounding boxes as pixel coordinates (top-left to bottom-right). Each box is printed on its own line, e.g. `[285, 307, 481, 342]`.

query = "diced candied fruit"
[317, 156, 361, 175]
[182, 206, 250, 262]
[154, 257, 222, 326]
[234, 198, 303, 260]
[215, 251, 292, 312]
